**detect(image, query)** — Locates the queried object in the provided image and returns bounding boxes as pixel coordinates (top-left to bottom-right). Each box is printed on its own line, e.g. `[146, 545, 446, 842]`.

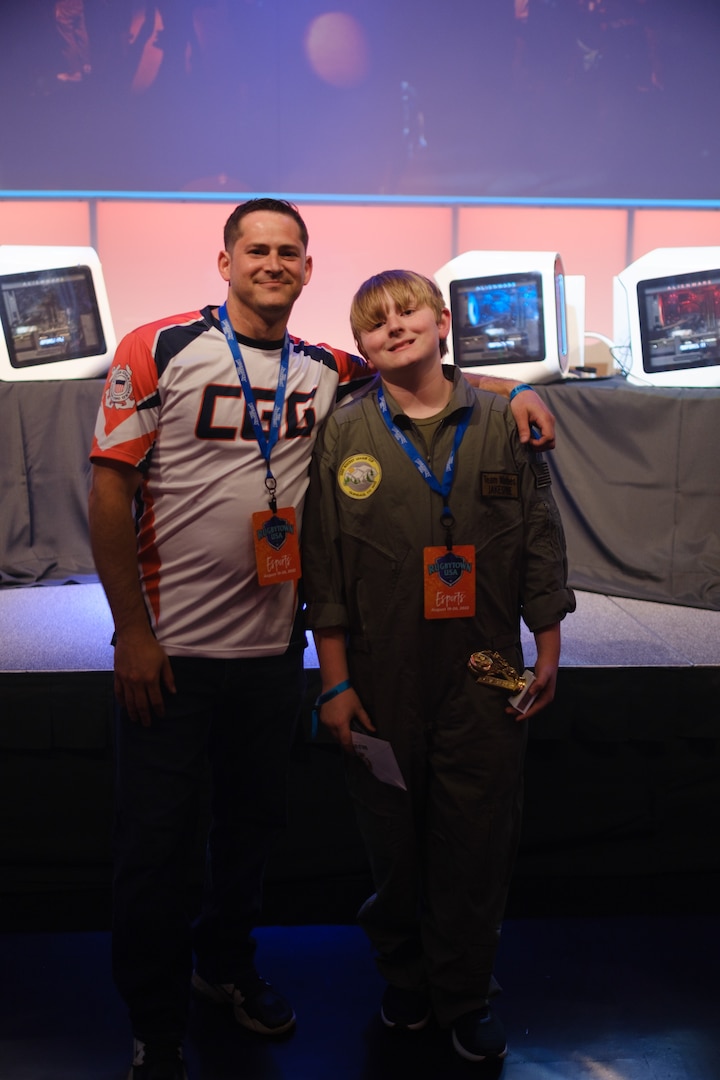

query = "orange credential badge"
[252, 507, 301, 585]
[423, 544, 476, 619]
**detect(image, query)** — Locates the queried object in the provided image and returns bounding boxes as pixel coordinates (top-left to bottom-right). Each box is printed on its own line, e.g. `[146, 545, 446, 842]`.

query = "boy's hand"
[506, 659, 558, 721]
[320, 688, 375, 753]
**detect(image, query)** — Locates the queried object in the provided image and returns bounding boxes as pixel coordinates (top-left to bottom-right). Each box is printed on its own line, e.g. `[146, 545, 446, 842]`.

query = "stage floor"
[2, 916, 719, 1080]
[1, 582, 719, 673]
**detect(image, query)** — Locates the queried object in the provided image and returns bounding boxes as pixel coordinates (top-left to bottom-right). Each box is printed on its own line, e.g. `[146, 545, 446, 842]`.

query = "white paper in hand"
[350, 729, 407, 790]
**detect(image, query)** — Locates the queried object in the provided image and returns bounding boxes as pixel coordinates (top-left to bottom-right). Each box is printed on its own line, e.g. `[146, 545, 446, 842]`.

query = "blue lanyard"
[377, 384, 472, 534]
[218, 303, 290, 509]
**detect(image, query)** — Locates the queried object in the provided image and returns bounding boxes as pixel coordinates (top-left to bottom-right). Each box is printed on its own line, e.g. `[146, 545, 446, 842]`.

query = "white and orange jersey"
[91, 305, 368, 658]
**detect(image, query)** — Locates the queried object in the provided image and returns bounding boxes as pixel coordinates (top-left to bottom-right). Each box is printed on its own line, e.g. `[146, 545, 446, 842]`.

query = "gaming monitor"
[0, 246, 116, 381]
[434, 251, 570, 384]
[613, 247, 720, 387]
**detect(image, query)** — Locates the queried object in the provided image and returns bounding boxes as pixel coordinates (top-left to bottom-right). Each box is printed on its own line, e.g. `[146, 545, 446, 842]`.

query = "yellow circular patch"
[338, 454, 382, 499]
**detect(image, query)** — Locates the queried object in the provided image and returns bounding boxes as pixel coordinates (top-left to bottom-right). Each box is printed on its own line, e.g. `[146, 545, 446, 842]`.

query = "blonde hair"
[350, 270, 449, 358]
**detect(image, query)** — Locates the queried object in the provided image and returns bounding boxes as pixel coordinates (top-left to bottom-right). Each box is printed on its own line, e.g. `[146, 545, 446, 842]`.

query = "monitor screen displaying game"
[638, 268, 720, 375]
[0, 246, 116, 381]
[450, 272, 545, 368]
[0, 264, 106, 369]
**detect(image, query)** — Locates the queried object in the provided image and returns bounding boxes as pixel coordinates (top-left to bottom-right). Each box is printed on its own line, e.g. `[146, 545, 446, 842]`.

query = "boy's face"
[358, 295, 451, 376]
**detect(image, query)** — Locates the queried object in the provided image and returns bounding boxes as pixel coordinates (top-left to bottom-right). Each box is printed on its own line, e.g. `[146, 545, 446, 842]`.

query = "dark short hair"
[223, 198, 309, 252]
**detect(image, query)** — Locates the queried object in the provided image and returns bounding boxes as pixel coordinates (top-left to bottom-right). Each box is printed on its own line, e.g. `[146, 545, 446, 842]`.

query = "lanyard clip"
[441, 506, 455, 550]
[265, 472, 278, 514]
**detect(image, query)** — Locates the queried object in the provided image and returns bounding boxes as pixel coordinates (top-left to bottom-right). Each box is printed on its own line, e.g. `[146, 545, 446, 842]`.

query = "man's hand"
[89, 460, 177, 726]
[462, 373, 556, 451]
[114, 629, 176, 726]
[510, 387, 556, 451]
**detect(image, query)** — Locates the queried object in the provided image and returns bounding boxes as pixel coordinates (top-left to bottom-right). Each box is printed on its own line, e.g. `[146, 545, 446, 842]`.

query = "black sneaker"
[128, 1039, 188, 1080]
[452, 1006, 508, 1061]
[380, 985, 432, 1030]
[191, 969, 296, 1036]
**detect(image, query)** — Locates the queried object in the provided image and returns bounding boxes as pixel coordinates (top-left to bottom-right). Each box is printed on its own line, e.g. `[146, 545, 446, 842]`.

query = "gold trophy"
[467, 650, 526, 692]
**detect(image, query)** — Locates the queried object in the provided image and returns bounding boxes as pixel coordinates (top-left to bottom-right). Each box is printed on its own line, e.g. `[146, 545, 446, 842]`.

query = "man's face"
[218, 211, 312, 331]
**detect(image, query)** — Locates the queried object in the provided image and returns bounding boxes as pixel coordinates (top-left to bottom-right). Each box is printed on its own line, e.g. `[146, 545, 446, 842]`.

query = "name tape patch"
[481, 472, 519, 499]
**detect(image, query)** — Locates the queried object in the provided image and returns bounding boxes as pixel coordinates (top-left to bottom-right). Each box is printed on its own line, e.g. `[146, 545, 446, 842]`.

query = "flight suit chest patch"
[338, 454, 382, 499]
[481, 472, 519, 498]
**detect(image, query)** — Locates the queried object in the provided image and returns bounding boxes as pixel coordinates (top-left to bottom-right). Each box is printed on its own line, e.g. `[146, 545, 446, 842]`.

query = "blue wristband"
[509, 382, 534, 402]
[311, 679, 352, 739]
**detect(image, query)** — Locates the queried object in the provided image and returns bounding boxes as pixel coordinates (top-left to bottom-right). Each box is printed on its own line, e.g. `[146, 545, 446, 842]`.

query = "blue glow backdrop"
[1, 0, 718, 199]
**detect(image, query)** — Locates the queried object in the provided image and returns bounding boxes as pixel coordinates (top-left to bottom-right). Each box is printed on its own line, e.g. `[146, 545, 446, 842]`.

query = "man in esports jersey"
[88, 198, 556, 1080]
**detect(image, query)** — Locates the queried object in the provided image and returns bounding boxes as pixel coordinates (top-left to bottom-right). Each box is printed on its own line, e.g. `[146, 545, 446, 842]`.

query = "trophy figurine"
[467, 650, 526, 692]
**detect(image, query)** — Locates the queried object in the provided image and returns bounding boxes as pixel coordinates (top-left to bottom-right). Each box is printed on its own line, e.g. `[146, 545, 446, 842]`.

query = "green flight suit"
[303, 367, 575, 1026]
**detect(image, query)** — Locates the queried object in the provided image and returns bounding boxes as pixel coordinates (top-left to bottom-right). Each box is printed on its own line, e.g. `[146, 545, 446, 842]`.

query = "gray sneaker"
[452, 1006, 508, 1061]
[191, 969, 296, 1036]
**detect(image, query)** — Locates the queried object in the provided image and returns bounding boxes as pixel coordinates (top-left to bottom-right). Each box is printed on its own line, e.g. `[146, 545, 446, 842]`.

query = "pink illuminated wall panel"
[96, 201, 233, 340]
[0, 201, 91, 246]
[631, 210, 720, 261]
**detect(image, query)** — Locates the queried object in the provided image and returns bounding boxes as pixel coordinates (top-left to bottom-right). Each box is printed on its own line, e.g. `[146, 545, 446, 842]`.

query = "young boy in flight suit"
[302, 269, 575, 1063]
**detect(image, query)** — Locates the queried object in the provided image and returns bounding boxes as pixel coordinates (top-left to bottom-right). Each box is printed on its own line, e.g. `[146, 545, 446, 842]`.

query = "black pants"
[111, 646, 305, 1042]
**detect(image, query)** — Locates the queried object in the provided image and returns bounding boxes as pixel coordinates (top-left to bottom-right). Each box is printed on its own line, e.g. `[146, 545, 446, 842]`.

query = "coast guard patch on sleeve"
[105, 364, 135, 410]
